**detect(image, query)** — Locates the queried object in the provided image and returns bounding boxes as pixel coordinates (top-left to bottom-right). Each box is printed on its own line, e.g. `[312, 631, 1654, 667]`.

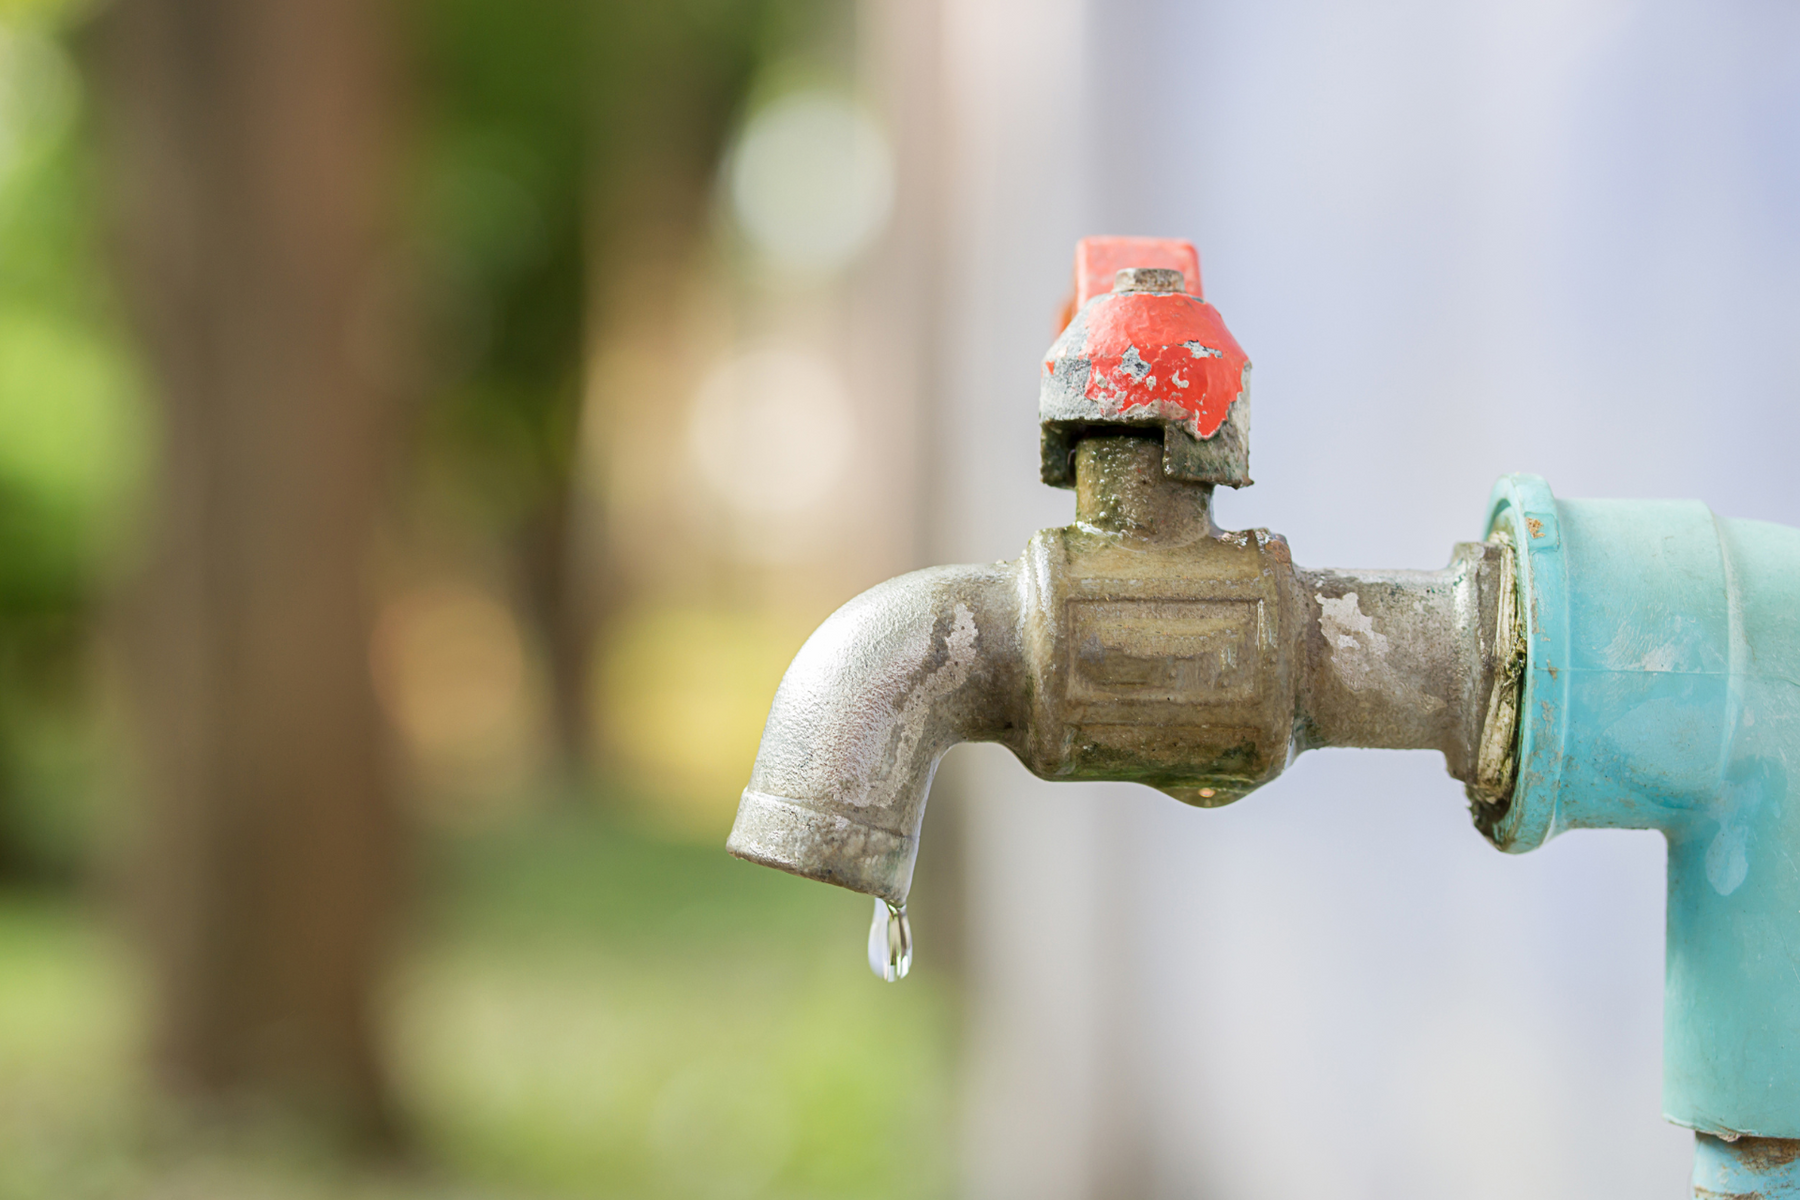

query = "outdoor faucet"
[730, 238, 1517, 904]
[727, 237, 1800, 1197]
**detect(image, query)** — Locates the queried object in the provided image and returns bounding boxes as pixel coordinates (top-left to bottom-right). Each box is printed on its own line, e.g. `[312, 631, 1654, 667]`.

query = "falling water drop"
[867, 896, 912, 982]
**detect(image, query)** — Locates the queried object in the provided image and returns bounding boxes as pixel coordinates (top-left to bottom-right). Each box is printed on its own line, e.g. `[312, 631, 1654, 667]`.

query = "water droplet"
[867, 896, 911, 982]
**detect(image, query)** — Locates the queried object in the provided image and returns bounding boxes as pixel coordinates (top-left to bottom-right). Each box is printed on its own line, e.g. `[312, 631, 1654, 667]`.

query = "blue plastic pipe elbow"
[1485, 475, 1800, 1187]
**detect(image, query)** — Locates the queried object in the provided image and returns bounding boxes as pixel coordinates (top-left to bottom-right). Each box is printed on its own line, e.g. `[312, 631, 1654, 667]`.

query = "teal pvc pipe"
[1484, 475, 1800, 1179]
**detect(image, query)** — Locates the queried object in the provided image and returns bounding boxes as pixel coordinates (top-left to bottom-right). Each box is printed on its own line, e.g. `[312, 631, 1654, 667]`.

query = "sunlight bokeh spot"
[727, 90, 893, 275]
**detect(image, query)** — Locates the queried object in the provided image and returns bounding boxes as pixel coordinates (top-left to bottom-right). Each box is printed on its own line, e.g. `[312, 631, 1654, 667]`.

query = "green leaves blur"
[0, 18, 145, 880]
[0, 26, 143, 606]
[408, 0, 838, 529]
[412, 0, 588, 526]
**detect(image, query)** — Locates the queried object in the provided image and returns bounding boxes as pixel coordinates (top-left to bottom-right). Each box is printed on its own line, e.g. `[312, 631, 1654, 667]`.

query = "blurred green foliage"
[0, 0, 852, 868]
[0, 814, 956, 1199]
[0, 14, 144, 881]
[410, 0, 591, 533]
[408, 0, 834, 535]
[0, 1, 943, 1191]
[406, 0, 847, 784]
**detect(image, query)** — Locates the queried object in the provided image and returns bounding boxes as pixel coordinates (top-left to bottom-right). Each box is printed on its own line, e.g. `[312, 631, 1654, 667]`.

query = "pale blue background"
[929, 2, 1800, 1197]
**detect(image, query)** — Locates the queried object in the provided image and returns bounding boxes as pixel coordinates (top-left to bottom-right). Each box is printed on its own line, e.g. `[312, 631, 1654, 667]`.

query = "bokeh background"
[0, 0, 1794, 1197]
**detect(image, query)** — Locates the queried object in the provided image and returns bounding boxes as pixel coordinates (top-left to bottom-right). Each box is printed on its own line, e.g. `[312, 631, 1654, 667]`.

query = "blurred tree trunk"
[92, 0, 405, 1143]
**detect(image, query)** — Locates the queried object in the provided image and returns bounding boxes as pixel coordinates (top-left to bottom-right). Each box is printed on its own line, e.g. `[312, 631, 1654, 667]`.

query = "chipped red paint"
[1052, 290, 1248, 440]
[1074, 237, 1202, 307]
[1040, 236, 1251, 485]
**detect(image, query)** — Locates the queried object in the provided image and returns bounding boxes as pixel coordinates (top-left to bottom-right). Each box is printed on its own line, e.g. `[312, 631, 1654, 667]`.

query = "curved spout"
[727, 564, 1025, 904]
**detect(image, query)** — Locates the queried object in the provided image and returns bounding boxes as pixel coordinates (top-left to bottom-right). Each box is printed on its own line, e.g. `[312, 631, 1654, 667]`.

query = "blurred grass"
[0, 813, 957, 1200]
[0, 898, 142, 1198]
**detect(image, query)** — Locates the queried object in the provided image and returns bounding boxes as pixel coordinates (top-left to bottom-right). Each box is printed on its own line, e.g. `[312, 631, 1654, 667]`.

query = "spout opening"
[727, 790, 917, 905]
[728, 564, 1022, 909]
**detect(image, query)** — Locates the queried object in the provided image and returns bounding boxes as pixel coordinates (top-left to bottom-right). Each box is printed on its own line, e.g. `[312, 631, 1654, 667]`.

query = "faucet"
[727, 237, 1800, 1198]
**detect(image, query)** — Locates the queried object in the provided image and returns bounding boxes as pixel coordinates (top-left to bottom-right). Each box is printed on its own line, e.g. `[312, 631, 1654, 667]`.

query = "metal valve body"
[727, 429, 1512, 898]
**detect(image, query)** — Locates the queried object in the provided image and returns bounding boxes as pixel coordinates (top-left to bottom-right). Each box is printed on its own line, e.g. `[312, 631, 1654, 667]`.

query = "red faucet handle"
[1075, 236, 1202, 307]
[1041, 236, 1249, 490]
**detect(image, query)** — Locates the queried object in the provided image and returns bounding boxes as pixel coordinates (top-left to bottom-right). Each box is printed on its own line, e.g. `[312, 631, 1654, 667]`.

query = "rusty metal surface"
[1295, 540, 1505, 783]
[1019, 435, 1296, 807]
[728, 434, 1516, 901]
[1468, 528, 1525, 822]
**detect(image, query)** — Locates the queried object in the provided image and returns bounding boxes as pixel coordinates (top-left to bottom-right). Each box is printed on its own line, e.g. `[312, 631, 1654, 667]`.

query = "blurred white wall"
[929, 1, 1800, 1198]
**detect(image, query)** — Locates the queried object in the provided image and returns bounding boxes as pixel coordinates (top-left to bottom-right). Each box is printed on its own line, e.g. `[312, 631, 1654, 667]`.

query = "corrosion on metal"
[729, 433, 1516, 904]
[1469, 529, 1525, 830]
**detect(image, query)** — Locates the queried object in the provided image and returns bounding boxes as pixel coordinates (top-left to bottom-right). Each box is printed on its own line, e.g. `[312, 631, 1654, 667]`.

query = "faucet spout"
[727, 564, 1025, 904]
